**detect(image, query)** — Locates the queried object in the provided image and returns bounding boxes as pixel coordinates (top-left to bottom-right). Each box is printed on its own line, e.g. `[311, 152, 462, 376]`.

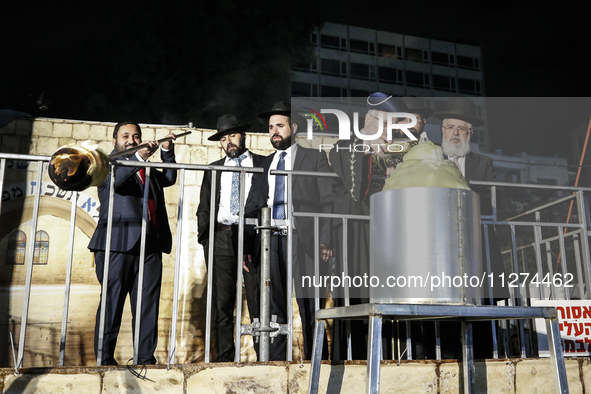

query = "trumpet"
[47, 131, 191, 191]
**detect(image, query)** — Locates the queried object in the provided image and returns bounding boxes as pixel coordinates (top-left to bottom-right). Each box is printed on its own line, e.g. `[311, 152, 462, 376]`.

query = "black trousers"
[250, 233, 324, 361]
[208, 228, 259, 362]
[94, 243, 162, 365]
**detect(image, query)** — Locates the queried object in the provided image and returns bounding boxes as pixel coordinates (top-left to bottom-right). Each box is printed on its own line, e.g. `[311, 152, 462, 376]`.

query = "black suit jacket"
[88, 148, 177, 254]
[244, 145, 334, 255]
[464, 152, 496, 216]
[197, 151, 264, 247]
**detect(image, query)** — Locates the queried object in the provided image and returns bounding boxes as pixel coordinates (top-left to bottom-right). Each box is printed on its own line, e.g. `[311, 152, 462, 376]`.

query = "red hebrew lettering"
[567, 307, 571, 319]
[585, 323, 591, 336]
[577, 340, 587, 352]
[557, 307, 566, 320]
[564, 340, 575, 352]
[573, 307, 583, 319]
[574, 323, 585, 337]
[583, 307, 591, 319]
[563, 321, 573, 336]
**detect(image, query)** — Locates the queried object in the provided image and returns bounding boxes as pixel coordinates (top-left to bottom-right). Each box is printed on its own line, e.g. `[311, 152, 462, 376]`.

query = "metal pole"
[16, 161, 43, 369]
[483, 225, 498, 359]
[545, 242, 555, 299]
[314, 217, 320, 312]
[461, 322, 475, 394]
[0, 158, 6, 214]
[534, 212, 546, 299]
[234, 171, 247, 362]
[168, 168, 185, 366]
[204, 170, 217, 363]
[286, 172, 293, 361]
[96, 164, 116, 365]
[343, 218, 352, 360]
[573, 235, 586, 300]
[576, 191, 591, 298]
[59, 191, 79, 366]
[133, 166, 151, 365]
[367, 314, 383, 394]
[259, 207, 272, 361]
[557, 227, 570, 300]
[511, 225, 527, 358]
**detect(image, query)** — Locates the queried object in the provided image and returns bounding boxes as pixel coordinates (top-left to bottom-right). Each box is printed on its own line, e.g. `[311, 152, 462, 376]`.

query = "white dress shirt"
[448, 155, 466, 177]
[218, 150, 254, 225]
[267, 143, 297, 218]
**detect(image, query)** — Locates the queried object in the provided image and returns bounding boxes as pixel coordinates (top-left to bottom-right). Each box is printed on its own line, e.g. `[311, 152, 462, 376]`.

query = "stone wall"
[0, 358, 588, 394]
[0, 117, 283, 367]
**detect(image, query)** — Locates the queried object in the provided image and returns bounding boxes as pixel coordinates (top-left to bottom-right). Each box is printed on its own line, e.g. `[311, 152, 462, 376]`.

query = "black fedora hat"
[257, 101, 305, 127]
[208, 114, 251, 141]
[433, 97, 484, 126]
[401, 97, 433, 118]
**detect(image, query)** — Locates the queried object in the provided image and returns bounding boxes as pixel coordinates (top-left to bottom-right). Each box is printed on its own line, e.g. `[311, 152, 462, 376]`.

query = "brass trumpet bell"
[48, 144, 110, 191]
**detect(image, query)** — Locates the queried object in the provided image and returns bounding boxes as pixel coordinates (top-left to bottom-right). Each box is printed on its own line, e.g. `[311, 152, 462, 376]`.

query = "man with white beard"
[436, 97, 495, 183]
[434, 97, 506, 359]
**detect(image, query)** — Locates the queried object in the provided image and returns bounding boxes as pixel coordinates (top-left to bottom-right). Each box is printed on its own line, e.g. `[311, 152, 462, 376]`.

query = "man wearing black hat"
[197, 114, 263, 362]
[400, 96, 433, 138]
[244, 101, 334, 360]
[434, 97, 507, 359]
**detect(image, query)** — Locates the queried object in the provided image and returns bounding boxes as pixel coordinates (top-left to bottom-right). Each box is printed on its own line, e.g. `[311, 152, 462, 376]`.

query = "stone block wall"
[0, 116, 281, 367]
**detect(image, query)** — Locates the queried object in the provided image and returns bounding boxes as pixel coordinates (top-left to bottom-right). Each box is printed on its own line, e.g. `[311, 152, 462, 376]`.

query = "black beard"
[226, 144, 247, 158]
[271, 135, 292, 151]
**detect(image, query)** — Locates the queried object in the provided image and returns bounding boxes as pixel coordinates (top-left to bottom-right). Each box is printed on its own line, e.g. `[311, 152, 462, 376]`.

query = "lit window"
[378, 44, 402, 59]
[6, 230, 26, 265]
[33, 230, 49, 265]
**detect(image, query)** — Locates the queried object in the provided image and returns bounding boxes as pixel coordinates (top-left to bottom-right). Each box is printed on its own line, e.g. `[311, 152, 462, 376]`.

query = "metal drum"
[369, 187, 482, 304]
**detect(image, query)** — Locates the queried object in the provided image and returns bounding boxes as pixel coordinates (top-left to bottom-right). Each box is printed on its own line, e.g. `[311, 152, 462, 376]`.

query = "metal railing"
[2, 150, 591, 367]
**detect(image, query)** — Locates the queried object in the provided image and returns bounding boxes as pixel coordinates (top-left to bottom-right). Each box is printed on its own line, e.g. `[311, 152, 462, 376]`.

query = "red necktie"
[138, 168, 158, 231]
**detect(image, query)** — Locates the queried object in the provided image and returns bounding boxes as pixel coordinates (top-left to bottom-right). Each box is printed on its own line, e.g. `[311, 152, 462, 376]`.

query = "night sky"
[2, 1, 591, 163]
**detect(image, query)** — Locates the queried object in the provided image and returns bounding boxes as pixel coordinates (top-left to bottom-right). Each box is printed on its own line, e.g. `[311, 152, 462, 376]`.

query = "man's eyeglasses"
[442, 125, 471, 134]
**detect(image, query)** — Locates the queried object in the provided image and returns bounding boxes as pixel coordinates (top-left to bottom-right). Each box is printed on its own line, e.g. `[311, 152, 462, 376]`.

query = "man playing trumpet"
[88, 121, 177, 365]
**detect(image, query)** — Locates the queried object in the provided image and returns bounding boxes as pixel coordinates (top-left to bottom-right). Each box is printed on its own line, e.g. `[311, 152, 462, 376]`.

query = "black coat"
[88, 148, 177, 254]
[244, 146, 335, 255]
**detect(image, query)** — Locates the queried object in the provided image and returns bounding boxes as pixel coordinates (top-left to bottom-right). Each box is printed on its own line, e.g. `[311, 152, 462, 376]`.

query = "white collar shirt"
[266, 143, 297, 217]
[218, 150, 254, 225]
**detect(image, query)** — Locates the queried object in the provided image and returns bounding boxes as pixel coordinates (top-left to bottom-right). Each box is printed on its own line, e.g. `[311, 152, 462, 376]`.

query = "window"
[291, 82, 318, 97]
[320, 35, 346, 51]
[350, 89, 370, 97]
[6, 230, 26, 265]
[432, 75, 457, 92]
[458, 78, 482, 94]
[536, 178, 558, 186]
[405, 70, 430, 88]
[378, 67, 403, 85]
[405, 48, 428, 63]
[378, 44, 402, 59]
[350, 63, 375, 81]
[321, 85, 346, 97]
[431, 51, 455, 66]
[457, 55, 480, 70]
[293, 60, 317, 73]
[33, 230, 49, 265]
[321, 59, 346, 77]
[350, 39, 375, 55]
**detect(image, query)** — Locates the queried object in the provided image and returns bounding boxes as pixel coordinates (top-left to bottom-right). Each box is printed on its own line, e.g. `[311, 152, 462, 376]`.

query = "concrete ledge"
[0, 359, 586, 394]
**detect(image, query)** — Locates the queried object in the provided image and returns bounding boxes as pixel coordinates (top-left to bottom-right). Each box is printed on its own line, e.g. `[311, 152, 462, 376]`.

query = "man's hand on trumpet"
[138, 133, 177, 160]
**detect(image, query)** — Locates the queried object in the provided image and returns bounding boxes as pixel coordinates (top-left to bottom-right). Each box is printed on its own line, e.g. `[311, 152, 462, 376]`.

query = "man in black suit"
[197, 114, 263, 362]
[245, 101, 334, 360]
[88, 121, 177, 365]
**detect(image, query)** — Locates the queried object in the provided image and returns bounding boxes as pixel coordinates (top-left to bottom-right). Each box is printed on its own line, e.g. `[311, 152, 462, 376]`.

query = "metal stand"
[308, 303, 568, 394]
